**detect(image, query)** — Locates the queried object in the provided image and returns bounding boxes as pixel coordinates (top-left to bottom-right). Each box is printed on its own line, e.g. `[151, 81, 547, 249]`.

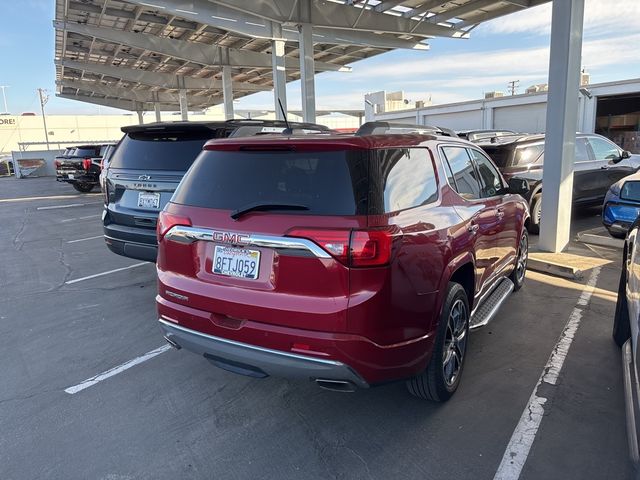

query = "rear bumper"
[157, 294, 434, 385]
[56, 170, 98, 183]
[103, 222, 157, 262]
[160, 319, 369, 388]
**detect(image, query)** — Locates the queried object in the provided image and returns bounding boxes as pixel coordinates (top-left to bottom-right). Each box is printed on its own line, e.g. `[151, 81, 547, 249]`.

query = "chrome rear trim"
[164, 225, 331, 258]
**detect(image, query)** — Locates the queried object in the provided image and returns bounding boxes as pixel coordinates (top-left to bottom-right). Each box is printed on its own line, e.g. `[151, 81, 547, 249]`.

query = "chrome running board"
[470, 278, 514, 330]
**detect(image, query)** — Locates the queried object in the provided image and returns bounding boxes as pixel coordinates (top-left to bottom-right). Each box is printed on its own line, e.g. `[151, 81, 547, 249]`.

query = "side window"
[574, 138, 591, 162]
[442, 146, 482, 200]
[377, 148, 438, 212]
[514, 144, 544, 166]
[468, 149, 504, 197]
[588, 136, 621, 161]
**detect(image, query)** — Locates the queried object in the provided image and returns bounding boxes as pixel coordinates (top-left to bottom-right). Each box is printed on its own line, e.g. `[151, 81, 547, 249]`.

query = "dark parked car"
[613, 217, 640, 468]
[103, 120, 331, 262]
[55, 144, 114, 193]
[480, 133, 636, 233]
[603, 171, 640, 238]
[156, 122, 530, 401]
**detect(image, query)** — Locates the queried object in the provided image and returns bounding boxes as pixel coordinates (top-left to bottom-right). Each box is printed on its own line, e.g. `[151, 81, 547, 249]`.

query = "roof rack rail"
[355, 121, 458, 138]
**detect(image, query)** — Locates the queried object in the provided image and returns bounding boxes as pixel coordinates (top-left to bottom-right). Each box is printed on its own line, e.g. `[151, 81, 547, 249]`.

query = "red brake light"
[82, 158, 92, 171]
[157, 211, 192, 240]
[286, 227, 397, 267]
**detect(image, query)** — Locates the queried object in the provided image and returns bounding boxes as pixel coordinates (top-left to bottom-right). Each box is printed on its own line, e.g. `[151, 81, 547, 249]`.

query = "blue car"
[603, 171, 640, 238]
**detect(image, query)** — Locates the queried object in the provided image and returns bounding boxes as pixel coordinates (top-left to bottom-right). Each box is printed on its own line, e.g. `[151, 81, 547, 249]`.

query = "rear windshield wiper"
[230, 201, 310, 220]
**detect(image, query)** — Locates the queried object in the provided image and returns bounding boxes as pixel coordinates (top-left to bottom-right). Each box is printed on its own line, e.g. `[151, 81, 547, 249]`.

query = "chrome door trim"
[164, 225, 331, 258]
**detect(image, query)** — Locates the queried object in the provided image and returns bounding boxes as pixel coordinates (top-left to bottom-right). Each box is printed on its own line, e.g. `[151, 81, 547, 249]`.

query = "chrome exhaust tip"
[315, 379, 357, 393]
[163, 335, 181, 350]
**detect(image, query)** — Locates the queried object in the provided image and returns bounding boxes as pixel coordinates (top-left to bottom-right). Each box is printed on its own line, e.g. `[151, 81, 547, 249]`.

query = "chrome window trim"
[164, 225, 331, 258]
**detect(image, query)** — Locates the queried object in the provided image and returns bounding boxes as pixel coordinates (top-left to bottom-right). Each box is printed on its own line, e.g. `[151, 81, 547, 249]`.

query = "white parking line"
[37, 202, 101, 210]
[493, 266, 601, 480]
[66, 235, 103, 244]
[61, 215, 99, 223]
[65, 262, 148, 284]
[0, 193, 101, 204]
[64, 344, 172, 394]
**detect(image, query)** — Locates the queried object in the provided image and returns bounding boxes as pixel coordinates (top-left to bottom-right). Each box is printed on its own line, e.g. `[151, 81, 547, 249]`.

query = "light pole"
[0, 85, 9, 113]
[37, 88, 50, 150]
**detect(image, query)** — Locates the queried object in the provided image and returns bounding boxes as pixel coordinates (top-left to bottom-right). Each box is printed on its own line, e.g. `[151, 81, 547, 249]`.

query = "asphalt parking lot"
[0, 176, 633, 480]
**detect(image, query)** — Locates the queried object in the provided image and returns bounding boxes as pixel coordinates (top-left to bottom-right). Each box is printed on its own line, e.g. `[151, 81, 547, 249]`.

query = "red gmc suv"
[156, 122, 530, 401]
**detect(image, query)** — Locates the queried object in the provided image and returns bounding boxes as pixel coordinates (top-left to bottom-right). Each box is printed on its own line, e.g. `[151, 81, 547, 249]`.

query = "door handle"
[468, 223, 479, 234]
[496, 208, 505, 218]
[601, 165, 610, 170]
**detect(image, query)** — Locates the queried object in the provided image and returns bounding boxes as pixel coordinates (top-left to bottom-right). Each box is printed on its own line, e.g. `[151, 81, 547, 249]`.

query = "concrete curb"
[528, 257, 583, 280]
[576, 232, 624, 249]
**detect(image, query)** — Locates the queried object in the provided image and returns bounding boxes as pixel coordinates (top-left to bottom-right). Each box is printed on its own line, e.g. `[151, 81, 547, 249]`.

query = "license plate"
[213, 245, 260, 280]
[67, 173, 74, 179]
[137, 191, 160, 209]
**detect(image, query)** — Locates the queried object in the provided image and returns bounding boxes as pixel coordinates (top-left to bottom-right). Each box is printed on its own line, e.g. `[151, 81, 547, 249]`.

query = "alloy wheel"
[442, 299, 468, 387]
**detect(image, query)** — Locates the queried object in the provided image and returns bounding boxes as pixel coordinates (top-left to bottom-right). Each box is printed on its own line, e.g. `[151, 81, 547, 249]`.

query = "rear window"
[72, 147, 98, 158]
[513, 144, 544, 166]
[109, 132, 213, 171]
[172, 150, 368, 215]
[481, 146, 512, 168]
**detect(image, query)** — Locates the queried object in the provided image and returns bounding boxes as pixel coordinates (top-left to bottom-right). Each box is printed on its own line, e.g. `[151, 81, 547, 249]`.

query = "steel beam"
[272, 23, 287, 121]
[54, 21, 349, 73]
[178, 77, 189, 121]
[299, 23, 316, 123]
[57, 59, 237, 92]
[56, 93, 181, 111]
[154, 102, 161, 122]
[222, 66, 234, 120]
[213, 0, 467, 38]
[428, 0, 501, 24]
[57, 79, 219, 106]
[538, 0, 585, 253]
[121, 0, 442, 47]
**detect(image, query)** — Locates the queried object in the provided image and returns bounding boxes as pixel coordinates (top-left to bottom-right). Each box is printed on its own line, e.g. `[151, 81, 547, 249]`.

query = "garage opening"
[595, 93, 640, 154]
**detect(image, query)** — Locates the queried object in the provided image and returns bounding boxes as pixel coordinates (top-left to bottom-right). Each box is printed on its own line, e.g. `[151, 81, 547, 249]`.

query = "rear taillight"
[99, 158, 105, 170]
[54, 160, 61, 168]
[157, 211, 191, 241]
[286, 227, 397, 267]
[82, 158, 92, 171]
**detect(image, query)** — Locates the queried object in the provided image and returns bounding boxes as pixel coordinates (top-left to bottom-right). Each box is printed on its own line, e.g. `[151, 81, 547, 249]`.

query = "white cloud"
[480, 0, 640, 36]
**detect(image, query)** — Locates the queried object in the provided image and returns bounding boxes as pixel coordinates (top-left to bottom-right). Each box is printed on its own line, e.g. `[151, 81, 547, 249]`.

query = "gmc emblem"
[212, 231, 250, 245]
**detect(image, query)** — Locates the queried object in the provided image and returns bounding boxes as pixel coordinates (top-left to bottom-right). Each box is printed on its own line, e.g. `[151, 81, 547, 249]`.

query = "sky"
[0, 0, 639, 115]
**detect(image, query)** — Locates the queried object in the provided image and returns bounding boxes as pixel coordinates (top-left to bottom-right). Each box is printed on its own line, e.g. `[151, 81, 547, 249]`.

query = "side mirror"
[622, 150, 631, 159]
[508, 177, 530, 196]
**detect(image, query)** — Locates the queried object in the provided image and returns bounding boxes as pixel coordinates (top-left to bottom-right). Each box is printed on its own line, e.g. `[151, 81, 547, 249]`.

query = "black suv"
[480, 133, 636, 233]
[102, 119, 331, 262]
[55, 144, 114, 192]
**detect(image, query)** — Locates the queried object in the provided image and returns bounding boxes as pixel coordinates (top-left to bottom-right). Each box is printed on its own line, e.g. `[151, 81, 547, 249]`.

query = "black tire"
[510, 230, 528, 291]
[407, 282, 469, 402]
[528, 192, 541, 234]
[72, 182, 94, 193]
[613, 260, 631, 347]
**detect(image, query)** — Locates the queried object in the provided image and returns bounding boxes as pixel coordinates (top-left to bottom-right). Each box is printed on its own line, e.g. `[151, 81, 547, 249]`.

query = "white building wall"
[372, 77, 640, 135]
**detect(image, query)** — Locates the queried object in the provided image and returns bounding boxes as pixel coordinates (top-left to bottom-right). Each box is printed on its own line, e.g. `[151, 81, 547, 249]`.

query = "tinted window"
[621, 181, 640, 202]
[442, 147, 481, 199]
[374, 148, 437, 213]
[574, 138, 591, 162]
[173, 150, 368, 216]
[72, 147, 98, 158]
[481, 146, 512, 168]
[514, 144, 543, 166]
[588, 136, 621, 161]
[109, 132, 213, 171]
[468, 149, 504, 197]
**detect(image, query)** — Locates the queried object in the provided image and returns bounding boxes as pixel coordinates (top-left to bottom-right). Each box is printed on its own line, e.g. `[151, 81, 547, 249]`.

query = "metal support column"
[538, 0, 585, 253]
[136, 105, 144, 125]
[222, 66, 234, 120]
[153, 93, 161, 122]
[298, 22, 316, 123]
[271, 22, 287, 120]
[177, 76, 188, 121]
